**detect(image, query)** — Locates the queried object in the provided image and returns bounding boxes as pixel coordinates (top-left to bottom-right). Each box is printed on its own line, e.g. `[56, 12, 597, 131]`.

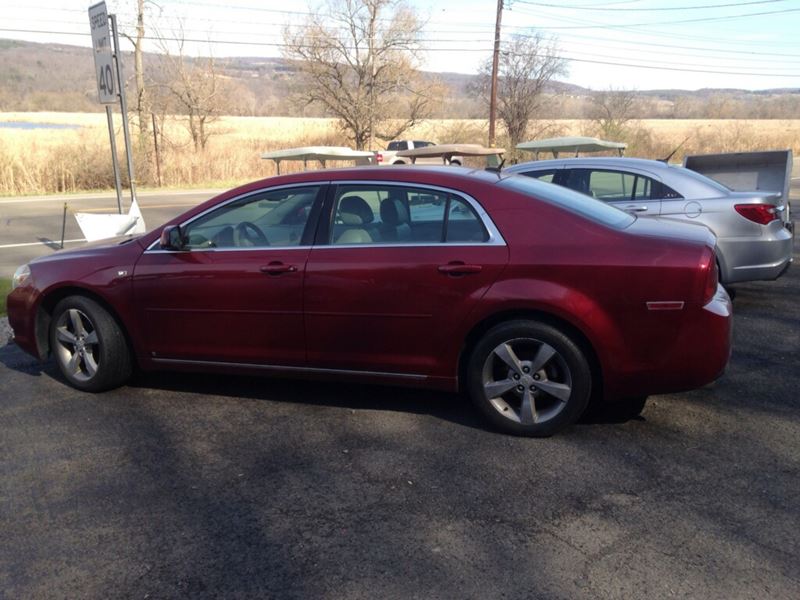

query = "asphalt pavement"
[0, 189, 221, 277]
[0, 244, 798, 598]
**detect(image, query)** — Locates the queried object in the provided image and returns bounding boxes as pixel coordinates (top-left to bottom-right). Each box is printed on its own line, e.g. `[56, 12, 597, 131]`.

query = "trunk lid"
[627, 215, 717, 250]
[684, 150, 793, 223]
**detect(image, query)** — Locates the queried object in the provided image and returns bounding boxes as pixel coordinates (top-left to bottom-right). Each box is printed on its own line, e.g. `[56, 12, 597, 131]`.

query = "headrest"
[339, 195, 374, 225]
[380, 197, 410, 226]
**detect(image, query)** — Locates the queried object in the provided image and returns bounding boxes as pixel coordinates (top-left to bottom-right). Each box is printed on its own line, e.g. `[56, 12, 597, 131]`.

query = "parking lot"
[1, 239, 798, 598]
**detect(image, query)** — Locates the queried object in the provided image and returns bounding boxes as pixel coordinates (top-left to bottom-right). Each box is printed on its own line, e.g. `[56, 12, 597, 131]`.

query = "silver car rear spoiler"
[683, 150, 794, 223]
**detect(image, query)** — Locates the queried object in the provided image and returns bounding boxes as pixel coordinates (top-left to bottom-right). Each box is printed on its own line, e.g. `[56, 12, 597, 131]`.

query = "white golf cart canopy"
[261, 146, 375, 173]
[396, 144, 505, 166]
[517, 136, 627, 159]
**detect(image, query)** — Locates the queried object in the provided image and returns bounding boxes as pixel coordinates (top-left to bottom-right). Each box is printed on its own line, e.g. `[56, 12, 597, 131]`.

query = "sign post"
[88, 2, 137, 214]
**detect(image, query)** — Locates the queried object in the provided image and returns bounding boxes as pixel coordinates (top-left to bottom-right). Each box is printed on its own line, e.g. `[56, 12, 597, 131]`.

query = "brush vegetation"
[1, 278, 11, 317]
[1, 112, 798, 196]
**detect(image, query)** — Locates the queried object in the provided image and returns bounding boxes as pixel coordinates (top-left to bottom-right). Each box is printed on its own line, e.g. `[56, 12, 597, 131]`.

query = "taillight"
[375, 152, 383, 164]
[734, 203, 779, 225]
[704, 253, 718, 304]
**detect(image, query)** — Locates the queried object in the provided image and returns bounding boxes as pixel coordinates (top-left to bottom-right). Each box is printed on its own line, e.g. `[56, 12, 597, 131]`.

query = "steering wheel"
[234, 221, 269, 247]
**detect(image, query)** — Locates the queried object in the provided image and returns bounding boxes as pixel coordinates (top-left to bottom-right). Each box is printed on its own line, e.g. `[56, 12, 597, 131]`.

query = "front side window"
[330, 185, 488, 245]
[182, 186, 320, 249]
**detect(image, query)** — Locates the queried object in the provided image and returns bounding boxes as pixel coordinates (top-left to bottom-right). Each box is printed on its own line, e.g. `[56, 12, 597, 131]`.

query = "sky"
[1, 0, 799, 91]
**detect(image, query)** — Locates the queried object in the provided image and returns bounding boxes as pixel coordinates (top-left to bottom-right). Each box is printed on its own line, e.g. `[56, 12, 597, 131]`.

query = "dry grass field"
[1, 112, 798, 196]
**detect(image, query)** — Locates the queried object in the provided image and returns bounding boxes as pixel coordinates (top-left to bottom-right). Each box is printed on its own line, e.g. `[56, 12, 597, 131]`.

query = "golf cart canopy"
[396, 144, 505, 166]
[261, 146, 375, 173]
[517, 136, 627, 158]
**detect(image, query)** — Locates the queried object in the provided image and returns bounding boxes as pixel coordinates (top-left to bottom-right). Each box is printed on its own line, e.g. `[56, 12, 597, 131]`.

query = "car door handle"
[438, 262, 483, 276]
[625, 205, 649, 212]
[260, 262, 297, 275]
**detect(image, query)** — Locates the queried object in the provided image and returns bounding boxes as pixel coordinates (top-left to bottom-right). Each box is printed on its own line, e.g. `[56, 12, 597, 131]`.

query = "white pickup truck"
[375, 140, 463, 166]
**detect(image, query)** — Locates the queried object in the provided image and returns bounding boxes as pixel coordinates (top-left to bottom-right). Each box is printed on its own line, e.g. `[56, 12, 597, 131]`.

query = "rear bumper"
[605, 285, 732, 399]
[717, 224, 793, 283]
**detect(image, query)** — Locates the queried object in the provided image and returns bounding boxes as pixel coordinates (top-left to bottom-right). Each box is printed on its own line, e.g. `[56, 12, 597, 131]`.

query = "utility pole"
[488, 0, 504, 147]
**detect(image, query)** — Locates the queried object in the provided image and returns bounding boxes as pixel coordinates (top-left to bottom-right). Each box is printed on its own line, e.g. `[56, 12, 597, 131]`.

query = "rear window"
[671, 166, 731, 193]
[498, 174, 635, 229]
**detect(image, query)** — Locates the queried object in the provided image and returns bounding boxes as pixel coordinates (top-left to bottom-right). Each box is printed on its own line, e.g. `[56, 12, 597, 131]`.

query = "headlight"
[11, 264, 31, 290]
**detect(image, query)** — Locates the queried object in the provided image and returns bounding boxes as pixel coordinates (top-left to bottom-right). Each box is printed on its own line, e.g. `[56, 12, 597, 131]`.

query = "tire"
[466, 320, 592, 437]
[50, 295, 132, 392]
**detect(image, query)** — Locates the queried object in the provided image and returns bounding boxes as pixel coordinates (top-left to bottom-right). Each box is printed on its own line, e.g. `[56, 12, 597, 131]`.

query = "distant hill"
[0, 38, 797, 117]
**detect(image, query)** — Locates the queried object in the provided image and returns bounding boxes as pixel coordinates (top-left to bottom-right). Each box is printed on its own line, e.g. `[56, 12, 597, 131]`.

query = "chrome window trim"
[145, 179, 506, 252]
[145, 245, 315, 254]
[329, 180, 506, 247]
[145, 182, 329, 252]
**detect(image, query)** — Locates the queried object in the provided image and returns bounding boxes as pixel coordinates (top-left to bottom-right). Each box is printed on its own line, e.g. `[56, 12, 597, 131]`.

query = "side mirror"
[159, 225, 186, 251]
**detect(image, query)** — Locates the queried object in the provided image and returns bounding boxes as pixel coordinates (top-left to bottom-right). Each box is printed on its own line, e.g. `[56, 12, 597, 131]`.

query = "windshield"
[498, 174, 636, 229]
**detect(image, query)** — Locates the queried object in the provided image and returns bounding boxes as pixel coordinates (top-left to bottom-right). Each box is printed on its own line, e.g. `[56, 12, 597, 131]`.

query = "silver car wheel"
[54, 308, 101, 382]
[481, 338, 573, 425]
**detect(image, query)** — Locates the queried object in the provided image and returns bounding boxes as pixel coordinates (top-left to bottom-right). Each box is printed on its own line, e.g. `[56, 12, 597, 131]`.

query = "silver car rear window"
[498, 174, 635, 229]
[669, 165, 731, 193]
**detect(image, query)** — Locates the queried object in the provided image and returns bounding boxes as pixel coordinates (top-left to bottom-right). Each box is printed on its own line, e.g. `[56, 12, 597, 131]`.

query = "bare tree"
[154, 28, 229, 151]
[588, 88, 637, 139]
[283, 0, 434, 150]
[476, 33, 567, 151]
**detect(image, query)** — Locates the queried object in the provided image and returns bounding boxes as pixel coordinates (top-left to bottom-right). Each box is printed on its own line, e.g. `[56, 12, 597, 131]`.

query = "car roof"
[505, 157, 730, 198]
[507, 157, 674, 172]
[224, 166, 506, 199]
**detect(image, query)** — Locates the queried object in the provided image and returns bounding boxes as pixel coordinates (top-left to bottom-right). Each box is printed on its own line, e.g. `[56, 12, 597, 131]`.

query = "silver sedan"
[505, 157, 794, 284]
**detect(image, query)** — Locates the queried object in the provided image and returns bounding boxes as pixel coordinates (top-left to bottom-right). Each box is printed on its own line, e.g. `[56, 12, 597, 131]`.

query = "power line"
[2, 27, 798, 78]
[506, 6, 800, 29]
[549, 30, 798, 57]
[515, 0, 788, 11]
[8, 18, 798, 70]
[508, 5, 800, 46]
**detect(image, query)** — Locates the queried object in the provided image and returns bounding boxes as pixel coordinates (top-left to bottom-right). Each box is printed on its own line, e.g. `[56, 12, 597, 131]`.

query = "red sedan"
[7, 167, 731, 436]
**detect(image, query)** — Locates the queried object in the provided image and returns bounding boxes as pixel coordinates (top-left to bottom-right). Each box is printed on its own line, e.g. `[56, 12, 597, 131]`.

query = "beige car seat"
[336, 195, 374, 244]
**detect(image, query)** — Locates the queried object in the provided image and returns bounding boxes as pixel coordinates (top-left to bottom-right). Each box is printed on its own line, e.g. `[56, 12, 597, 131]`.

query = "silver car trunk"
[683, 150, 793, 223]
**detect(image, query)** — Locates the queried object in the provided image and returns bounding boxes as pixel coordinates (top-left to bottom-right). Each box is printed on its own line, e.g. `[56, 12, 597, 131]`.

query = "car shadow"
[0, 337, 646, 432]
[129, 369, 489, 431]
[0, 339, 53, 378]
[131, 369, 645, 431]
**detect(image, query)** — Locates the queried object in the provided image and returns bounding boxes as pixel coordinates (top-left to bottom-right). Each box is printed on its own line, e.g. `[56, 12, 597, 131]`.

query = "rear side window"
[521, 169, 558, 183]
[330, 184, 488, 245]
[565, 169, 658, 202]
[658, 183, 684, 199]
[498, 174, 635, 229]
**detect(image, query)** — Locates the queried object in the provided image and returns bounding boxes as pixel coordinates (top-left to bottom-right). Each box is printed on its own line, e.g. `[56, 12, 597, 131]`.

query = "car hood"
[29, 234, 143, 266]
[627, 215, 716, 248]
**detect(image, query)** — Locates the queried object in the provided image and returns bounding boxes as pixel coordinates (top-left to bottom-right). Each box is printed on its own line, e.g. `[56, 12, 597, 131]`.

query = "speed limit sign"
[88, 2, 116, 104]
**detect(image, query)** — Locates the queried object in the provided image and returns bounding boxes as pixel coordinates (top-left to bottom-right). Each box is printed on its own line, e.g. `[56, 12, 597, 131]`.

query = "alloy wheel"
[481, 337, 573, 425]
[53, 308, 101, 382]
